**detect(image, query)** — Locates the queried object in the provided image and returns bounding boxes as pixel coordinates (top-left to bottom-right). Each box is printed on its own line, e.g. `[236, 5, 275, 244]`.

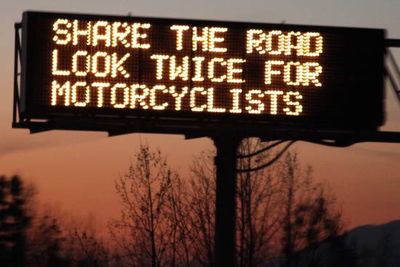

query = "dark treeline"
[1, 139, 359, 267]
[0, 174, 112, 267]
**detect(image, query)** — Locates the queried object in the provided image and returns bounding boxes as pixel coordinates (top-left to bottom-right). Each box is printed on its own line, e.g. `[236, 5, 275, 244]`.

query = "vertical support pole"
[13, 23, 21, 125]
[213, 135, 242, 267]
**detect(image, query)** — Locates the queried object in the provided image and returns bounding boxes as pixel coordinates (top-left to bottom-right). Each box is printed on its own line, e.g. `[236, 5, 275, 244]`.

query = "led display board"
[18, 11, 385, 134]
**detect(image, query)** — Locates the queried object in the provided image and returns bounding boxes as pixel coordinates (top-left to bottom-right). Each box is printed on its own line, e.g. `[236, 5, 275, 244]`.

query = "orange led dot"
[150, 85, 169, 110]
[150, 54, 169, 80]
[132, 23, 151, 49]
[229, 89, 243, 113]
[73, 20, 91, 46]
[52, 49, 71, 76]
[92, 21, 111, 47]
[192, 27, 209, 52]
[190, 87, 207, 112]
[92, 52, 111, 77]
[208, 58, 226, 82]
[169, 86, 188, 111]
[246, 29, 264, 54]
[266, 30, 284, 55]
[51, 80, 71, 106]
[71, 82, 90, 107]
[169, 56, 189, 81]
[192, 57, 205, 82]
[283, 91, 303, 115]
[111, 83, 129, 108]
[283, 62, 302, 86]
[53, 19, 72, 45]
[112, 53, 131, 78]
[208, 27, 228, 53]
[301, 62, 322, 87]
[284, 31, 302, 56]
[130, 84, 149, 109]
[72, 51, 89, 76]
[207, 88, 226, 113]
[112, 21, 131, 48]
[245, 89, 265, 114]
[92, 82, 110, 107]
[227, 58, 246, 83]
[265, 90, 283, 115]
[171, 25, 190, 50]
[301, 32, 323, 57]
[265, 60, 284, 85]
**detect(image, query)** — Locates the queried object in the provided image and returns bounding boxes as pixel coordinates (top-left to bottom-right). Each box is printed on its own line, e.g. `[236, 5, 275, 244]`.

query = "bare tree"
[164, 173, 192, 267]
[187, 138, 292, 266]
[27, 209, 70, 267]
[109, 144, 187, 267]
[236, 139, 283, 267]
[65, 216, 112, 267]
[107, 141, 344, 267]
[187, 140, 344, 267]
[277, 151, 343, 267]
[187, 150, 216, 267]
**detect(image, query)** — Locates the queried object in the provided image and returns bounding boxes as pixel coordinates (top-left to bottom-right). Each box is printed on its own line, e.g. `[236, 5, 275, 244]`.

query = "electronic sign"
[18, 11, 385, 134]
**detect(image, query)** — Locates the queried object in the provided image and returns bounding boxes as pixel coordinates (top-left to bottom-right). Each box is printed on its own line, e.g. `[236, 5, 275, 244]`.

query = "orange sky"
[1, 0, 400, 231]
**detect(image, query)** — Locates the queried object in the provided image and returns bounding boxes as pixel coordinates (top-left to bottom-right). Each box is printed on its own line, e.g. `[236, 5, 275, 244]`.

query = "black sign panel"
[19, 11, 385, 133]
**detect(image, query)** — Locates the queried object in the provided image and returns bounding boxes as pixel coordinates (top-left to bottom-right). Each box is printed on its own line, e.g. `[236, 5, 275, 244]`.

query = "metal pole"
[13, 23, 21, 125]
[213, 135, 242, 267]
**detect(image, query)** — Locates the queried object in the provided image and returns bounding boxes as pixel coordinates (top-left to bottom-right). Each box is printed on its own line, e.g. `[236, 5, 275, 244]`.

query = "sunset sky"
[1, 0, 400, 232]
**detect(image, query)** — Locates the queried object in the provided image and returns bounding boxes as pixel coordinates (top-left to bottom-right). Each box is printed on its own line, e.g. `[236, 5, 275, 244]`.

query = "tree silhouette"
[106, 141, 346, 267]
[67, 226, 111, 267]
[27, 212, 69, 267]
[278, 151, 343, 267]
[0, 175, 75, 267]
[183, 139, 344, 267]
[187, 150, 216, 267]
[109, 144, 188, 267]
[0, 175, 31, 267]
[236, 139, 283, 267]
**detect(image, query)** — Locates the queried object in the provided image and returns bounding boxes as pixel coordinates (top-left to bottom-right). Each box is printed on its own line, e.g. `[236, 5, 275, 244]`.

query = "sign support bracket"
[13, 22, 22, 126]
